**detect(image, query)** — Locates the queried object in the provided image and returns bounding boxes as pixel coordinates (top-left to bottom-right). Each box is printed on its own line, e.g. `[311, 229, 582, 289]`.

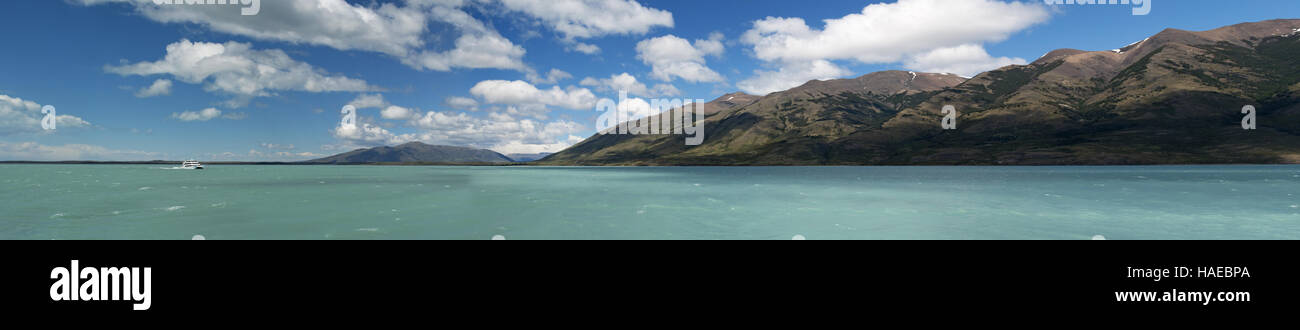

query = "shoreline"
[2, 161, 1298, 167]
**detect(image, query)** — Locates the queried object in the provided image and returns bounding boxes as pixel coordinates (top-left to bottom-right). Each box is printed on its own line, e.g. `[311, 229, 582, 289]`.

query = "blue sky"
[0, 0, 1296, 161]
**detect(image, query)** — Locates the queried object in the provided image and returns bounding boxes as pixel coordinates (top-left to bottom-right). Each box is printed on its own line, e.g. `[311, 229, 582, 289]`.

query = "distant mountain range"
[541, 19, 1300, 165]
[505, 153, 553, 162]
[308, 142, 514, 164]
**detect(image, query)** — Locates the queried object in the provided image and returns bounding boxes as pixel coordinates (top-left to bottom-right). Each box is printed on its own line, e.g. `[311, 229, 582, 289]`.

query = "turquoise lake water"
[1, 165, 1298, 240]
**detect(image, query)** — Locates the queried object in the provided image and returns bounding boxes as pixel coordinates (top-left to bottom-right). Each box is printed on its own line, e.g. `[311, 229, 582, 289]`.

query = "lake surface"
[1, 165, 1298, 240]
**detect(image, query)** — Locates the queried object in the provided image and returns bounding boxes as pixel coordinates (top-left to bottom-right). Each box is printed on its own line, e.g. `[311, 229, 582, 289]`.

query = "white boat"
[180, 160, 204, 170]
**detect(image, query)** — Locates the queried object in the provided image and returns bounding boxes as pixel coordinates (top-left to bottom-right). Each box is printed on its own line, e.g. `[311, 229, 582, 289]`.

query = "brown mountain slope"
[544, 19, 1300, 165]
[872, 19, 1300, 164]
[541, 71, 966, 165]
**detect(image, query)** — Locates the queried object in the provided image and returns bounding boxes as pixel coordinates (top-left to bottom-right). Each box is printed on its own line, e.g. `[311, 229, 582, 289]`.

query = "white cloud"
[79, 0, 427, 56]
[328, 111, 588, 154]
[736, 60, 850, 95]
[694, 32, 726, 57]
[344, 93, 422, 120]
[407, 110, 588, 154]
[348, 93, 389, 109]
[135, 79, 173, 98]
[208, 149, 323, 161]
[332, 122, 411, 146]
[107, 39, 375, 107]
[495, 0, 674, 40]
[469, 80, 597, 116]
[402, 34, 527, 72]
[381, 105, 420, 120]
[329, 97, 589, 155]
[171, 108, 232, 122]
[0, 141, 160, 161]
[445, 96, 480, 110]
[738, 0, 1049, 94]
[636, 35, 725, 83]
[579, 73, 680, 97]
[260, 143, 296, 150]
[80, 0, 530, 72]
[526, 68, 574, 85]
[741, 0, 1048, 63]
[903, 44, 1026, 78]
[569, 42, 601, 54]
[490, 135, 586, 155]
[0, 94, 91, 135]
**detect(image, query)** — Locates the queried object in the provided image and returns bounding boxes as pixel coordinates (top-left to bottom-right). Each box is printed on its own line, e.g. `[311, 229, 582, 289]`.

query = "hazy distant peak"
[309, 143, 512, 164]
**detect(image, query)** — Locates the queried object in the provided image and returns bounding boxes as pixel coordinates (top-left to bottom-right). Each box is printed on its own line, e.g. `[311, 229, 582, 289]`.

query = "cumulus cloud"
[636, 35, 726, 83]
[445, 96, 480, 111]
[579, 73, 680, 97]
[79, 1, 678, 74]
[328, 111, 587, 154]
[526, 68, 574, 85]
[903, 44, 1026, 78]
[0, 141, 160, 161]
[79, 0, 530, 72]
[171, 107, 244, 122]
[344, 93, 421, 120]
[332, 122, 409, 146]
[694, 32, 726, 57]
[402, 34, 528, 72]
[407, 110, 588, 154]
[0, 94, 91, 135]
[490, 135, 586, 155]
[495, 0, 674, 40]
[107, 39, 375, 107]
[171, 108, 223, 122]
[329, 96, 590, 155]
[741, 0, 1048, 63]
[738, 0, 1050, 94]
[135, 79, 173, 98]
[736, 60, 850, 96]
[569, 42, 602, 55]
[469, 80, 597, 117]
[348, 93, 389, 109]
[79, 0, 427, 56]
[381, 105, 420, 120]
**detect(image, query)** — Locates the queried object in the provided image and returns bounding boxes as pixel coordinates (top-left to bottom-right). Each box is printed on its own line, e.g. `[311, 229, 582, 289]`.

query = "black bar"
[3, 241, 1293, 321]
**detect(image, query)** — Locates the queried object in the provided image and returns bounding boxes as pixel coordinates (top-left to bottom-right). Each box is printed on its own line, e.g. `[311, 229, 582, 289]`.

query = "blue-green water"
[2, 165, 1298, 240]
